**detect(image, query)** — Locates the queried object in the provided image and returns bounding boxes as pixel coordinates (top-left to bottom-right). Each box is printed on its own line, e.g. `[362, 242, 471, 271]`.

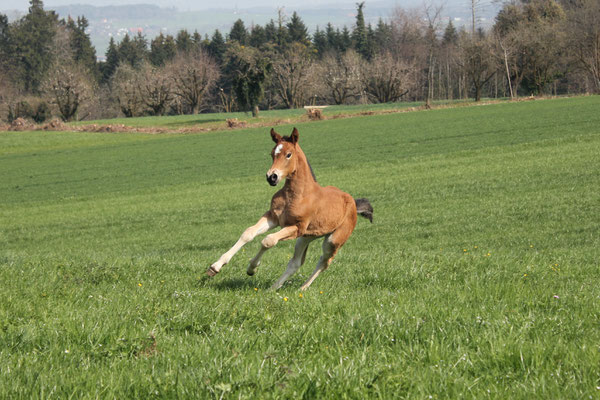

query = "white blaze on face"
[274, 144, 283, 156]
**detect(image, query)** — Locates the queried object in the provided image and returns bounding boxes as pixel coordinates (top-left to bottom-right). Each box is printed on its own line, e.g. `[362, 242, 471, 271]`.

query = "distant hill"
[3, 1, 500, 57]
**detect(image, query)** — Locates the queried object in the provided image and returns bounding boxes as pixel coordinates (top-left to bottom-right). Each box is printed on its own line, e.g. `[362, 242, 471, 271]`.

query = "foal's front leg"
[247, 225, 298, 276]
[207, 213, 277, 276]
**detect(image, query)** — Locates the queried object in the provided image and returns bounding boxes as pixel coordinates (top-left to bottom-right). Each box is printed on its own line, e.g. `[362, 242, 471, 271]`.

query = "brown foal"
[207, 127, 373, 290]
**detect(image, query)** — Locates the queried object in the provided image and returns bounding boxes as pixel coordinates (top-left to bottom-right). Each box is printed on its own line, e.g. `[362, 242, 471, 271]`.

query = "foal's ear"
[290, 127, 299, 144]
[270, 128, 282, 143]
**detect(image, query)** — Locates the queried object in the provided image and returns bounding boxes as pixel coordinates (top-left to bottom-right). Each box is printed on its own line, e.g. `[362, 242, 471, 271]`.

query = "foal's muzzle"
[267, 173, 278, 186]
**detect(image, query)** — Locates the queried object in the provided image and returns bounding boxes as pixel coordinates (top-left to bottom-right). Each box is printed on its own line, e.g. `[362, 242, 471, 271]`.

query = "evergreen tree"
[264, 20, 277, 43]
[0, 14, 12, 72]
[176, 29, 193, 53]
[192, 30, 202, 48]
[150, 33, 176, 66]
[101, 36, 119, 83]
[374, 18, 392, 53]
[287, 11, 309, 44]
[312, 27, 329, 56]
[442, 20, 458, 45]
[208, 29, 226, 65]
[226, 44, 271, 117]
[132, 32, 148, 62]
[325, 23, 338, 50]
[118, 34, 147, 68]
[67, 16, 98, 80]
[249, 24, 267, 48]
[13, 0, 59, 92]
[352, 2, 369, 58]
[229, 19, 248, 45]
[340, 27, 352, 52]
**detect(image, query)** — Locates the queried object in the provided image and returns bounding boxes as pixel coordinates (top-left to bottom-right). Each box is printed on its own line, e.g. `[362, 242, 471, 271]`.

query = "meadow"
[0, 96, 599, 398]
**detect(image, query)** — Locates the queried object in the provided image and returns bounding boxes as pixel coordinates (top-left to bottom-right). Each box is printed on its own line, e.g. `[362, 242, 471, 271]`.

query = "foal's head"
[266, 127, 300, 186]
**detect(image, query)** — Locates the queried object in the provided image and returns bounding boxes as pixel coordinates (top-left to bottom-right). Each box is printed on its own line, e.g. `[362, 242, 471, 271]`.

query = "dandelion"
[463, 249, 467, 252]
[523, 273, 528, 277]
[299, 293, 303, 298]
[474, 246, 478, 249]
[283, 297, 288, 302]
[319, 291, 323, 294]
[254, 287, 258, 291]
[138, 283, 142, 287]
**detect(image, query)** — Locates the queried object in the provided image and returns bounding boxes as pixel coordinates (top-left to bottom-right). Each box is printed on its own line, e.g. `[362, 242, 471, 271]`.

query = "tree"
[249, 24, 267, 48]
[117, 34, 148, 68]
[312, 27, 329, 56]
[352, 2, 369, 58]
[176, 29, 193, 53]
[150, 33, 176, 66]
[564, 0, 600, 92]
[317, 50, 363, 104]
[229, 19, 248, 45]
[110, 63, 143, 117]
[101, 37, 119, 83]
[168, 49, 220, 114]
[41, 63, 94, 121]
[457, 32, 497, 101]
[287, 11, 309, 44]
[270, 42, 314, 108]
[12, 0, 59, 92]
[208, 29, 226, 65]
[67, 16, 97, 79]
[137, 62, 173, 116]
[226, 44, 271, 117]
[494, 0, 566, 95]
[361, 52, 415, 103]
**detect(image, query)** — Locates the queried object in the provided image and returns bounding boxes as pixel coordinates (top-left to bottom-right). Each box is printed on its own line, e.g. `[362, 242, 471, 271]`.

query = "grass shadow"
[210, 277, 264, 291]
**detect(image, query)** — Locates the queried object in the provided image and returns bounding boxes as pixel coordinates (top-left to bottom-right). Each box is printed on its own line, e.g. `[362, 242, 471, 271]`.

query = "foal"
[207, 127, 373, 290]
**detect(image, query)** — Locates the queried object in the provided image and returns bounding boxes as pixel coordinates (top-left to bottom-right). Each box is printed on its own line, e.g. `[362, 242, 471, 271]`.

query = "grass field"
[71, 99, 466, 131]
[1, 96, 599, 398]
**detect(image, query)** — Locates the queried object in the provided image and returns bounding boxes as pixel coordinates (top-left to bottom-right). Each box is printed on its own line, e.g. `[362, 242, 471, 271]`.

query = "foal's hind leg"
[270, 236, 315, 290]
[207, 213, 277, 276]
[300, 214, 357, 291]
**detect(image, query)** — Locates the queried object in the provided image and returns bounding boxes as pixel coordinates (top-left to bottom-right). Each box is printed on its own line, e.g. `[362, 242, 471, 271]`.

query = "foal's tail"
[354, 198, 373, 223]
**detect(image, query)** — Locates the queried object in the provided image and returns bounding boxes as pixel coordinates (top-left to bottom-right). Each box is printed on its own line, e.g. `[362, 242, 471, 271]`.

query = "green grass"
[1, 96, 599, 398]
[71, 99, 461, 130]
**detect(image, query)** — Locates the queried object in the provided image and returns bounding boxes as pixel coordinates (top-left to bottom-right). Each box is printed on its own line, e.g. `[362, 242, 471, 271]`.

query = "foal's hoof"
[246, 270, 255, 276]
[206, 265, 219, 277]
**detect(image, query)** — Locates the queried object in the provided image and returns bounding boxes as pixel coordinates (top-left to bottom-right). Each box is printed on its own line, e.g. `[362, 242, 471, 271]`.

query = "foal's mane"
[281, 134, 317, 182]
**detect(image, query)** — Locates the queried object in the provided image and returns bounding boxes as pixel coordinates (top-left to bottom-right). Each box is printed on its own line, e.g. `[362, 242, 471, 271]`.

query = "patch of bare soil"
[41, 118, 67, 131]
[9, 117, 35, 131]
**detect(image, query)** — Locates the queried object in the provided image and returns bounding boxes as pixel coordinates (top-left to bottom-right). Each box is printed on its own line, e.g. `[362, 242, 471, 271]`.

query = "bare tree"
[167, 50, 220, 114]
[110, 64, 144, 117]
[494, 0, 566, 95]
[316, 50, 363, 105]
[456, 32, 498, 102]
[361, 52, 415, 103]
[564, 0, 600, 93]
[41, 63, 94, 121]
[423, 1, 444, 107]
[270, 42, 314, 108]
[137, 62, 173, 116]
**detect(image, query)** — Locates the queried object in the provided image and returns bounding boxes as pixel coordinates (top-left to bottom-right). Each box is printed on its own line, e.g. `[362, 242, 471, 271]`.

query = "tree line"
[0, 0, 599, 123]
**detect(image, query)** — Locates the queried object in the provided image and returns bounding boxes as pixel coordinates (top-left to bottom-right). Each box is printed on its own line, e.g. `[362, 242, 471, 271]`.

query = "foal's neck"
[284, 146, 317, 197]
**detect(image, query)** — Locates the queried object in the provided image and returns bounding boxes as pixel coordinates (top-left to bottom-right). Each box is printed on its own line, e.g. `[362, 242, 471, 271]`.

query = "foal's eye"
[286, 153, 292, 159]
